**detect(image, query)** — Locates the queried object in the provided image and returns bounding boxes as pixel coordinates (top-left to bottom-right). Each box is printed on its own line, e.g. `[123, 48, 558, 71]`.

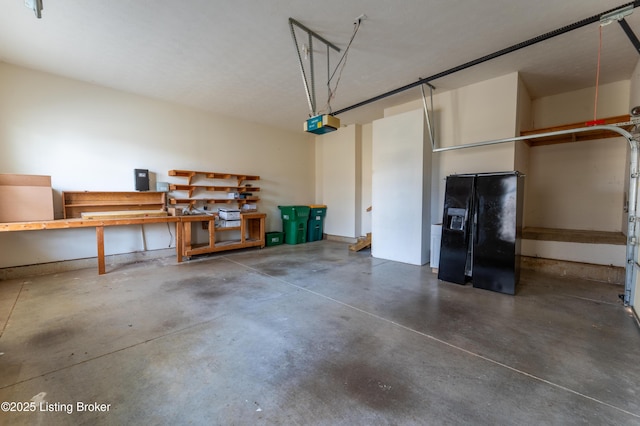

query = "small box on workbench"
[219, 208, 241, 220]
[219, 219, 241, 228]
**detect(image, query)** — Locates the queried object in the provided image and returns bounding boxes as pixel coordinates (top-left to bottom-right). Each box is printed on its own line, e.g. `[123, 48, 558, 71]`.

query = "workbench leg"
[260, 217, 265, 248]
[96, 226, 105, 275]
[176, 222, 183, 263]
[184, 222, 192, 254]
[208, 218, 216, 249]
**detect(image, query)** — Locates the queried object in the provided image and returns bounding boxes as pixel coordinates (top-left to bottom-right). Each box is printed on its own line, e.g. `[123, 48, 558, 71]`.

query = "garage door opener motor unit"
[304, 115, 340, 134]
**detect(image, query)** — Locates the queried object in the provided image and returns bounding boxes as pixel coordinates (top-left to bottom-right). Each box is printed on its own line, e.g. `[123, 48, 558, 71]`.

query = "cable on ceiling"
[318, 18, 363, 115]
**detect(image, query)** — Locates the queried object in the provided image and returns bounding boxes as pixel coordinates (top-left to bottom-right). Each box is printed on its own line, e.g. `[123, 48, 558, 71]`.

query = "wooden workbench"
[1, 209, 267, 274]
[0, 216, 182, 275]
[178, 212, 266, 261]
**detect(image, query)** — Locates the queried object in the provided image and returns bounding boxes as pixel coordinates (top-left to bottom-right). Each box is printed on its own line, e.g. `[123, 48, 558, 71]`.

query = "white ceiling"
[1, 0, 640, 132]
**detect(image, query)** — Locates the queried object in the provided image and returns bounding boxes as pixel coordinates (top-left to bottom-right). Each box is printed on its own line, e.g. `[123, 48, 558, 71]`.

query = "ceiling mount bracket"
[289, 18, 341, 116]
[600, 4, 634, 26]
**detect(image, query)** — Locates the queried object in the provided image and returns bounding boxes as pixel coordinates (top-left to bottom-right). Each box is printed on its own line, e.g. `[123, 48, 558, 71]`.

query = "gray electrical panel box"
[156, 182, 169, 192]
[134, 169, 149, 191]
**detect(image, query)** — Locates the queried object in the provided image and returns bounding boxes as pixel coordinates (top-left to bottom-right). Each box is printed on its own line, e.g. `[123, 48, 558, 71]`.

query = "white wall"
[515, 77, 532, 226]
[0, 62, 314, 268]
[525, 139, 627, 231]
[381, 76, 629, 235]
[521, 241, 626, 267]
[516, 76, 533, 134]
[526, 81, 630, 232]
[360, 123, 373, 237]
[532, 80, 630, 128]
[314, 124, 361, 238]
[384, 73, 521, 226]
[385, 73, 520, 146]
[515, 75, 532, 174]
[372, 109, 431, 265]
[378, 74, 630, 271]
[521, 81, 630, 273]
[434, 73, 520, 224]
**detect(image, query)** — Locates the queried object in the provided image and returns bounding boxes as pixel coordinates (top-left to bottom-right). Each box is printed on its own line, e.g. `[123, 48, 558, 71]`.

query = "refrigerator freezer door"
[472, 173, 523, 295]
[438, 176, 474, 284]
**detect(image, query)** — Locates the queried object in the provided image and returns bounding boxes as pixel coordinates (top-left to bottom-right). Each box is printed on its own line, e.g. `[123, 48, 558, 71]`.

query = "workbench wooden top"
[0, 213, 269, 231]
[0, 216, 179, 232]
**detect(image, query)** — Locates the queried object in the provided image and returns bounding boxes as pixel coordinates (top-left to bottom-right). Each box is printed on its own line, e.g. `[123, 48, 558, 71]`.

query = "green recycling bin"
[278, 205, 310, 244]
[307, 205, 327, 242]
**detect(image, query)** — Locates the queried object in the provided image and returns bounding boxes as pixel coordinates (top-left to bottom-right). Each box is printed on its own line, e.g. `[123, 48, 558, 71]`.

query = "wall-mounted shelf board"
[62, 191, 166, 219]
[520, 115, 632, 147]
[168, 169, 260, 210]
[169, 184, 260, 198]
[168, 170, 260, 185]
[522, 227, 626, 245]
[170, 198, 259, 206]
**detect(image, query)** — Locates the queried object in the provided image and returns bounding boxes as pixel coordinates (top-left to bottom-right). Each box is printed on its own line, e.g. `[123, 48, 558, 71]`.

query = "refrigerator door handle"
[473, 202, 478, 242]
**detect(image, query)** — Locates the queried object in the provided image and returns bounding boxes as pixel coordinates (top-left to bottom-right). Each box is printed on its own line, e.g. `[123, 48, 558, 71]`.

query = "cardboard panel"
[0, 174, 54, 222]
[0, 174, 51, 187]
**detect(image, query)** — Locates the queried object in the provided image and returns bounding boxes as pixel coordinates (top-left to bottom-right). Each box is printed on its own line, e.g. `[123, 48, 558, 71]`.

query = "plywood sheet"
[80, 210, 168, 219]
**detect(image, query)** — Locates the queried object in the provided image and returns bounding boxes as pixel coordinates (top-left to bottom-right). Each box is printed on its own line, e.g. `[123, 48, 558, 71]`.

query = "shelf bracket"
[618, 18, 640, 56]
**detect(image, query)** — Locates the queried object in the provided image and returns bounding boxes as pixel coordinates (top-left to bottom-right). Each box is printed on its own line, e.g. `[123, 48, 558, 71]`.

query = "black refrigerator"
[438, 171, 524, 295]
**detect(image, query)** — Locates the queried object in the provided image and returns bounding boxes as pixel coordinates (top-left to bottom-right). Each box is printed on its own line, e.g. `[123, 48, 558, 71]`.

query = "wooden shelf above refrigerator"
[520, 115, 633, 147]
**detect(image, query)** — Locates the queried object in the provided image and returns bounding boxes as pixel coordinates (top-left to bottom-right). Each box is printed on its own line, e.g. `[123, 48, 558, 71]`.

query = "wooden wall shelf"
[168, 169, 260, 209]
[169, 184, 260, 198]
[522, 227, 626, 245]
[169, 198, 259, 206]
[62, 191, 166, 219]
[169, 169, 259, 185]
[520, 115, 633, 147]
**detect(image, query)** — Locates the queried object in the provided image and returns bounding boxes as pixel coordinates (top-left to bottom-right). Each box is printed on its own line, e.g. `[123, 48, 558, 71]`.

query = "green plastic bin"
[265, 231, 284, 246]
[307, 205, 327, 242]
[278, 205, 310, 244]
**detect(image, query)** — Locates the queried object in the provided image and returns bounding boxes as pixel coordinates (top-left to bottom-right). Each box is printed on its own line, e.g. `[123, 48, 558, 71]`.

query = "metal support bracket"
[599, 4, 640, 55]
[420, 82, 437, 150]
[619, 18, 640, 55]
[289, 18, 341, 116]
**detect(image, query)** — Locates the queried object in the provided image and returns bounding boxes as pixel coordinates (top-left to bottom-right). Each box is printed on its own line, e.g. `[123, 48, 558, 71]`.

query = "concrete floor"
[0, 240, 639, 425]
